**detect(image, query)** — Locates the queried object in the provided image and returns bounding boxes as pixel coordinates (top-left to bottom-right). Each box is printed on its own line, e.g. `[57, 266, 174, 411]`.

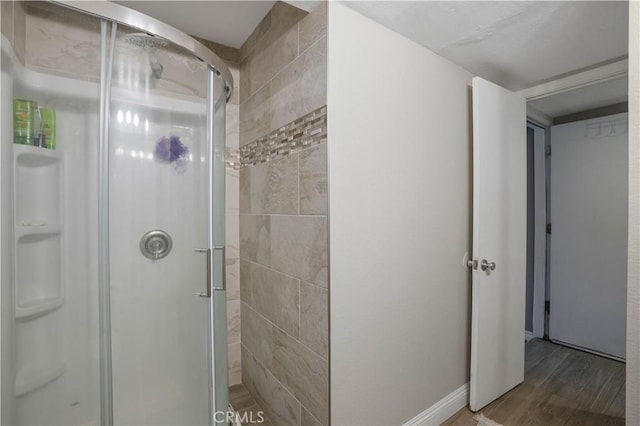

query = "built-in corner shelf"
[14, 144, 62, 167]
[13, 143, 64, 324]
[15, 361, 66, 397]
[15, 296, 64, 321]
[15, 224, 62, 239]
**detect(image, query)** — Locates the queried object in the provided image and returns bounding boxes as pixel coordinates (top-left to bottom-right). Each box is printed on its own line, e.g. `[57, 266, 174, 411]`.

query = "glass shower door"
[105, 23, 226, 425]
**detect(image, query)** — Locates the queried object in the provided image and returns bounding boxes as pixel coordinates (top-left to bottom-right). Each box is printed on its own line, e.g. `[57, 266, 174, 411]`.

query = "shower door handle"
[195, 246, 225, 297]
[212, 246, 226, 292]
[195, 248, 211, 298]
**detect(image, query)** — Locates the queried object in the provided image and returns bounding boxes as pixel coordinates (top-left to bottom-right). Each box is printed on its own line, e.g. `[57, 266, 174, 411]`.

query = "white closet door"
[470, 77, 527, 411]
[549, 113, 628, 360]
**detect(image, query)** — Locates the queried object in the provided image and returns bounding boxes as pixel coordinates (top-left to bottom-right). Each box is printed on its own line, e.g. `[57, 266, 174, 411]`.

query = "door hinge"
[545, 145, 551, 158]
[545, 301, 550, 314]
[546, 224, 551, 234]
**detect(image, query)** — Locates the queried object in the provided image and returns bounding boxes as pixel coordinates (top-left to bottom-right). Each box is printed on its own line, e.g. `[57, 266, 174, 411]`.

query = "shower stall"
[0, 1, 230, 424]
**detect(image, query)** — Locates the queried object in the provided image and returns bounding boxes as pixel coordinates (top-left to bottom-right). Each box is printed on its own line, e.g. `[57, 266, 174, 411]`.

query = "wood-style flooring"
[443, 338, 625, 426]
[229, 384, 273, 426]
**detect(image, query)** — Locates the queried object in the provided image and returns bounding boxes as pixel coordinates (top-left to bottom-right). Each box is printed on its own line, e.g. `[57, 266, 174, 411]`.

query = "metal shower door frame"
[95, 14, 228, 426]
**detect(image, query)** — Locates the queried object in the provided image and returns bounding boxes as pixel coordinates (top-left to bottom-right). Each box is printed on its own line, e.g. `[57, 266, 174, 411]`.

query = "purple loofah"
[154, 136, 171, 162]
[155, 135, 189, 165]
[169, 135, 189, 161]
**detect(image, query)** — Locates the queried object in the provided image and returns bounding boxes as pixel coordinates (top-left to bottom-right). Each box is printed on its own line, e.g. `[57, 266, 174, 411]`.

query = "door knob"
[480, 259, 496, 271]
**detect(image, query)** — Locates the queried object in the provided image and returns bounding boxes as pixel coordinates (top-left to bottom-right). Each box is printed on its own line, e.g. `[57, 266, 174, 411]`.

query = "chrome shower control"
[140, 230, 173, 260]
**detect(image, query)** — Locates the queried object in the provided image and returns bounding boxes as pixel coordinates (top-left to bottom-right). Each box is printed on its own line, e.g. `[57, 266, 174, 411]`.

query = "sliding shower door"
[106, 23, 227, 425]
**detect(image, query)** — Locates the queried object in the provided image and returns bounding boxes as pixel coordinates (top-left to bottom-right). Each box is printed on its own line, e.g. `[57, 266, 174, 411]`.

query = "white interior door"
[549, 113, 628, 360]
[470, 77, 527, 412]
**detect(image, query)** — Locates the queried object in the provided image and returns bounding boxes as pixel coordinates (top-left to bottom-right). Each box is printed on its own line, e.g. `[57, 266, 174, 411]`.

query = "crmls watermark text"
[214, 410, 265, 424]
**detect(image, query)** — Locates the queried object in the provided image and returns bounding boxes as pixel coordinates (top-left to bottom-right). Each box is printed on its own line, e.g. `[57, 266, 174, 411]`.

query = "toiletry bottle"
[33, 107, 44, 147]
[40, 108, 56, 149]
[13, 99, 36, 145]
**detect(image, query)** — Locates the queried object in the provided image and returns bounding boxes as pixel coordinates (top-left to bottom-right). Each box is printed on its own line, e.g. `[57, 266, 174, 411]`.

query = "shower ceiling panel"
[114, 1, 276, 48]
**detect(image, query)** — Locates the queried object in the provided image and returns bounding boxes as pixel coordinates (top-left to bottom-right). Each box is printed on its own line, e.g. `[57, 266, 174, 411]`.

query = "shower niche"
[13, 144, 64, 320]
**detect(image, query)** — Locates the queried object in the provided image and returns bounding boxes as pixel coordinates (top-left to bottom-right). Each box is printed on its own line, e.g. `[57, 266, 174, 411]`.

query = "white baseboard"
[403, 382, 469, 426]
[525, 331, 534, 342]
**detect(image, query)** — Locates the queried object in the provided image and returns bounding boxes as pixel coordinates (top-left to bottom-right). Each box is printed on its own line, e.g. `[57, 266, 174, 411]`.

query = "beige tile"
[299, 143, 327, 215]
[13, 0, 26, 65]
[193, 36, 239, 63]
[298, 2, 327, 54]
[226, 168, 239, 214]
[228, 63, 240, 106]
[247, 154, 299, 214]
[24, 3, 101, 80]
[227, 368, 242, 386]
[239, 7, 272, 63]
[228, 342, 242, 386]
[226, 254, 240, 301]
[299, 282, 328, 358]
[240, 57, 250, 104]
[272, 327, 329, 425]
[240, 1, 306, 63]
[241, 303, 274, 366]
[226, 212, 240, 297]
[268, 2, 306, 44]
[237, 403, 273, 426]
[242, 347, 302, 426]
[227, 229, 240, 260]
[226, 103, 240, 149]
[240, 167, 250, 214]
[245, 261, 300, 337]
[230, 384, 256, 412]
[227, 300, 241, 344]
[301, 405, 323, 426]
[240, 84, 271, 146]
[1, 1, 13, 42]
[271, 36, 327, 131]
[271, 215, 328, 287]
[225, 240, 240, 260]
[244, 26, 298, 100]
[240, 214, 271, 266]
[240, 259, 251, 304]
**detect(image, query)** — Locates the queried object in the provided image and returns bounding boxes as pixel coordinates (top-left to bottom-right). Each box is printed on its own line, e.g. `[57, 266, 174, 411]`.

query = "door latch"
[480, 259, 496, 271]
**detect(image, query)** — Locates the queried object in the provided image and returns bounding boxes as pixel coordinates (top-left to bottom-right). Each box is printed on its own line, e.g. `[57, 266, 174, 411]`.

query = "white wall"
[549, 113, 628, 359]
[627, 1, 640, 423]
[327, 4, 473, 424]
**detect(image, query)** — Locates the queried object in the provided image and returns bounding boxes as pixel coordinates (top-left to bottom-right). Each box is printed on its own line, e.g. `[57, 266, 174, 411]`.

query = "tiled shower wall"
[239, 2, 328, 425]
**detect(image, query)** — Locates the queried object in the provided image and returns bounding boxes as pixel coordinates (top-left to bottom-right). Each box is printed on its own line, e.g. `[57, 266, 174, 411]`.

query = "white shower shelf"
[14, 144, 61, 166]
[15, 360, 66, 397]
[15, 224, 62, 239]
[15, 296, 64, 321]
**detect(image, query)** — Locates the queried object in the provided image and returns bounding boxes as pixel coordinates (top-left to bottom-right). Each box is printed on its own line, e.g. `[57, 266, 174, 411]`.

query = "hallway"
[444, 339, 625, 425]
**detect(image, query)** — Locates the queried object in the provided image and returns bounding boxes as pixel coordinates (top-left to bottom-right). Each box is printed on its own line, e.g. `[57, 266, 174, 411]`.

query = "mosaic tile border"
[239, 105, 327, 168]
[226, 148, 241, 170]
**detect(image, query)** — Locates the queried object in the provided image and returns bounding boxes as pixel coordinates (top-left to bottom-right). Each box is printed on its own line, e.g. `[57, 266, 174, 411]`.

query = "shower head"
[121, 33, 168, 80]
[122, 33, 168, 50]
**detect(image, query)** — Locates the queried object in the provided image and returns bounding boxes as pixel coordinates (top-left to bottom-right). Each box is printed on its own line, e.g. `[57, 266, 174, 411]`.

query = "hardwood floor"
[229, 384, 273, 425]
[443, 339, 625, 426]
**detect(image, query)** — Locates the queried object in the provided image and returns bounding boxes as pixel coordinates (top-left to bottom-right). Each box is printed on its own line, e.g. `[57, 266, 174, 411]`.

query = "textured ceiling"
[114, 1, 276, 49]
[344, 1, 628, 91]
[344, 1, 629, 116]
